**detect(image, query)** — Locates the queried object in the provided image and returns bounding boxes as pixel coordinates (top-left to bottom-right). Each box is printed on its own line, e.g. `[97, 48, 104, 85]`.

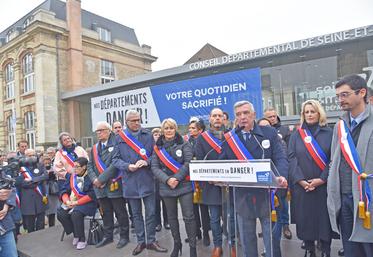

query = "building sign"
[91, 68, 262, 130]
[189, 25, 373, 71]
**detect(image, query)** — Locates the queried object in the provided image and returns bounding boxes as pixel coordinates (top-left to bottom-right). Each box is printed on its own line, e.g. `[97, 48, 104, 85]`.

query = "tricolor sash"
[70, 174, 87, 199]
[15, 190, 20, 207]
[201, 131, 222, 154]
[118, 130, 149, 160]
[298, 128, 329, 171]
[224, 130, 254, 160]
[92, 143, 107, 174]
[20, 166, 46, 199]
[154, 146, 189, 181]
[59, 149, 76, 168]
[338, 120, 373, 227]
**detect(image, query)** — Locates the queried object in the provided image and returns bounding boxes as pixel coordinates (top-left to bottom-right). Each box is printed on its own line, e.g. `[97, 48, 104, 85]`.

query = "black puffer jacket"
[151, 132, 193, 197]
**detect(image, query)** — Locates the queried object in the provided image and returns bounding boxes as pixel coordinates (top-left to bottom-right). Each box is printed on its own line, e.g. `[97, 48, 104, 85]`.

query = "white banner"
[189, 160, 272, 183]
[90, 87, 161, 131]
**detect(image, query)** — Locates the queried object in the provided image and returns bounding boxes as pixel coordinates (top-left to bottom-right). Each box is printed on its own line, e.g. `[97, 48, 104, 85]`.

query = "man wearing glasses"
[88, 121, 130, 249]
[327, 75, 373, 257]
[113, 110, 167, 255]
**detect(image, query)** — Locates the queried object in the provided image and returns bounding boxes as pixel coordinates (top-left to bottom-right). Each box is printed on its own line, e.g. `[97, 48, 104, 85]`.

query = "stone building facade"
[0, 0, 156, 152]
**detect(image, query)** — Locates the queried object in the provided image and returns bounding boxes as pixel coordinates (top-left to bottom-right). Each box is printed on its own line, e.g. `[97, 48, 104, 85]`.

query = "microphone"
[203, 126, 245, 160]
[250, 130, 265, 159]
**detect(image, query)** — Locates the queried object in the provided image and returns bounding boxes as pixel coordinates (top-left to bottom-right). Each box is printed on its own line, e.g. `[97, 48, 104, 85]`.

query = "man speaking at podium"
[222, 100, 288, 257]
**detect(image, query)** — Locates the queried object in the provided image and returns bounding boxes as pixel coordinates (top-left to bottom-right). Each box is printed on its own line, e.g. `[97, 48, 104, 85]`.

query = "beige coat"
[53, 146, 89, 180]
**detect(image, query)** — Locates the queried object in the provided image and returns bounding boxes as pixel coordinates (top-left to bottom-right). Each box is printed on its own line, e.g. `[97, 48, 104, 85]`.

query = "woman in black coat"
[288, 100, 333, 257]
[151, 118, 197, 257]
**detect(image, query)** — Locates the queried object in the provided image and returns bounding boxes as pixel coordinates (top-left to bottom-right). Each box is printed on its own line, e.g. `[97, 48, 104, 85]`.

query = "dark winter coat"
[222, 124, 288, 218]
[151, 133, 193, 197]
[194, 130, 224, 205]
[60, 173, 97, 216]
[88, 132, 123, 199]
[288, 123, 332, 241]
[16, 164, 48, 215]
[112, 128, 155, 199]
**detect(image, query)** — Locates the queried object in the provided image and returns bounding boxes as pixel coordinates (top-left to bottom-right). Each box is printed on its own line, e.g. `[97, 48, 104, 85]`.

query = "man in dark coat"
[112, 110, 167, 256]
[88, 121, 129, 249]
[195, 108, 235, 257]
[223, 101, 288, 257]
[16, 148, 48, 233]
[264, 107, 292, 240]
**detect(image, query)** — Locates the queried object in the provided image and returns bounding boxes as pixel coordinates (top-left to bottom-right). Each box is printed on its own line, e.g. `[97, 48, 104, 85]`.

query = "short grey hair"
[95, 121, 111, 130]
[46, 147, 56, 153]
[233, 100, 255, 112]
[125, 110, 140, 120]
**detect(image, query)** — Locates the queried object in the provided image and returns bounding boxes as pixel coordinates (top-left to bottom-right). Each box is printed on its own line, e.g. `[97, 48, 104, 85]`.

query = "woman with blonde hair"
[151, 118, 197, 257]
[288, 99, 333, 257]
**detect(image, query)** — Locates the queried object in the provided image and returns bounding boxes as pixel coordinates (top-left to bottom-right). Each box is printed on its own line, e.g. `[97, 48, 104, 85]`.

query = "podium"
[190, 159, 286, 257]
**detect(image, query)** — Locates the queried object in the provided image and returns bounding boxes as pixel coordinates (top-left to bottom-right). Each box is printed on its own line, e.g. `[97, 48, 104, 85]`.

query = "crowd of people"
[0, 74, 372, 257]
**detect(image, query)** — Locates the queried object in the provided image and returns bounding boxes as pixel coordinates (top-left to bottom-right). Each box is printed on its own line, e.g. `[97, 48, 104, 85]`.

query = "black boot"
[170, 242, 182, 257]
[190, 246, 197, 257]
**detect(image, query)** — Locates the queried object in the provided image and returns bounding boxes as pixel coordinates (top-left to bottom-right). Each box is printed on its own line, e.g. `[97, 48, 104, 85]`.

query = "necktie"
[350, 120, 357, 131]
[243, 132, 251, 142]
[101, 143, 106, 150]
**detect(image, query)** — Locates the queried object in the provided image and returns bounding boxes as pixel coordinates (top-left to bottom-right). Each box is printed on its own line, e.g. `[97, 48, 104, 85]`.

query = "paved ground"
[17, 220, 343, 257]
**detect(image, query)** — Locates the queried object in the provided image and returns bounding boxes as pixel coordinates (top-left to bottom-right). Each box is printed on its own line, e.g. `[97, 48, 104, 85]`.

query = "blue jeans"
[277, 195, 289, 225]
[340, 194, 373, 257]
[237, 215, 282, 257]
[128, 193, 156, 244]
[208, 205, 223, 247]
[0, 231, 17, 257]
[209, 204, 235, 248]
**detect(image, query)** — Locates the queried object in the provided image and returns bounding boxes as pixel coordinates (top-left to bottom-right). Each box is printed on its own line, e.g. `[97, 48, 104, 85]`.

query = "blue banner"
[150, 68, 262, 124]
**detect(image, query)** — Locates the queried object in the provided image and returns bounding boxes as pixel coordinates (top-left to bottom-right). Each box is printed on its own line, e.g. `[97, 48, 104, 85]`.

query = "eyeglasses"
[336, 89, 360, 100]
[127, 119, 140, 123]
[95, 128, 109, 133]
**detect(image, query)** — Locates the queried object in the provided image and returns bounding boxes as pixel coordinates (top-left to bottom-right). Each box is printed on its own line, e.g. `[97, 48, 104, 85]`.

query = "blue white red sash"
[298, 128, 329, 171]
[59, 149, 76, 168]
[224, 130, 253, 160]
[92, 143, 122, 182]
[92, 143, 107, 174]
[70, 174, 87, 199]
[118, 130, 149, 160]
[338, 120, 372, 209]
[20, 167, 45, 198]
[15, 190, 20, 207]
[154, 146, 189, 181]
[201, 131, 222, 154]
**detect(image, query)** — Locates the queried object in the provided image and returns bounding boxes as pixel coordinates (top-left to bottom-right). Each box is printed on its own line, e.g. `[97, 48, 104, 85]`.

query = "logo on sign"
[256, 171, 271, 183]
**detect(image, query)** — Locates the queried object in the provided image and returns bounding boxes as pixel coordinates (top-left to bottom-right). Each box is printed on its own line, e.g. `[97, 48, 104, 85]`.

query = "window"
[97, 27, 111, 42]
[7, 115, 16, 151]
[23, 16, 33, 29]
[6, 29, 15, 43]
[5, 63, 15, 99]
[100, 60, 115, 84]
[23, 53, 34, 93]
[24, 111, 35, 149]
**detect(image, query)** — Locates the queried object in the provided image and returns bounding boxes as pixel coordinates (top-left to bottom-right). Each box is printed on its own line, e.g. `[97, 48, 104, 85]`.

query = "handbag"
[48, 180, 60, 195]
[87, 218, 104, 245]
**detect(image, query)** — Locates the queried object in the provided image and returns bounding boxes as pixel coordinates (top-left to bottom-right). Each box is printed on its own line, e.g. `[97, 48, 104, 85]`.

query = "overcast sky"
[1, 0, 373, 71]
